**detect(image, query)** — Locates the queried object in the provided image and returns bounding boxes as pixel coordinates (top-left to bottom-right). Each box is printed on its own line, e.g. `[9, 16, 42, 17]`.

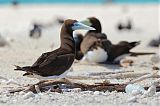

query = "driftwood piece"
[88, 70, 134, 76]
[96, 73, 160, 79]
[9, 78, 160, 94]
[66, 72, 160, 80]
[126, 71, 159, 84]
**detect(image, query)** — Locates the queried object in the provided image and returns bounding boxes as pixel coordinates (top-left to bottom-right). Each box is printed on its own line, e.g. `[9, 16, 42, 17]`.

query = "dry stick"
[125, 71, 159, 84]
[9, 78, 160, 93]
[67, 72, 160, 80]
[88, 70, 134, 76]
[9, 79, 126, 93]
[100, 72, 160, 79]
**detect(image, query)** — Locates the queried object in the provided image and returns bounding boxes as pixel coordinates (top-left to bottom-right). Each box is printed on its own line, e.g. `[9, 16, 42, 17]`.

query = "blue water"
[0, 0, 159, 4]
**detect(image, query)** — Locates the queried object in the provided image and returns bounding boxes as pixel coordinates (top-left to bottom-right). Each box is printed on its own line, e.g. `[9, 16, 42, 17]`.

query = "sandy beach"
[0, 4, 160, 106]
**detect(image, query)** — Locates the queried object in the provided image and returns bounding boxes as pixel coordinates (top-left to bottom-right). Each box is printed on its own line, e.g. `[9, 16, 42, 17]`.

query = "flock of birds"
[12, 17, 156, 81]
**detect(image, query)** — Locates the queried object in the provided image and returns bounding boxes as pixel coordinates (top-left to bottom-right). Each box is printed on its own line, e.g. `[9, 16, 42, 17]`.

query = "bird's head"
[64, 19, 95, 33]
[80, 17, 102, 33]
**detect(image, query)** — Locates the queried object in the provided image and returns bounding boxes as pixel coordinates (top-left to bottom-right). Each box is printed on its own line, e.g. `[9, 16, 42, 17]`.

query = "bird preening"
[14, 19, 95, 80]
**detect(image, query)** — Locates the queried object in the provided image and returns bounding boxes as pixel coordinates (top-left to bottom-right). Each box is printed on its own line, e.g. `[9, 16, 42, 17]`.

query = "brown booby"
[78, 17, 110, 63]
[148, 35, 160, 47]
[73, 17, 107, 61]
[14, 19, 95, 80]
[79, 17, 155, 63]
[29, 24, 42, 39]
[117, 19, 133, 31]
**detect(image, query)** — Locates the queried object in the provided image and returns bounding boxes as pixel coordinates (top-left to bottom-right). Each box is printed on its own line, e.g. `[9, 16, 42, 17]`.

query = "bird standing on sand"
[14, 19, 95, 80]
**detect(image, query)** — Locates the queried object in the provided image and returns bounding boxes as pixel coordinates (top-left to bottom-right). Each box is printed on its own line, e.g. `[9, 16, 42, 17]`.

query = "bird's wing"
[81, 34, 97, 53]
[36, 53, 74, 77]
[35, 48, 74, 68]
[32, 51, 55, 67]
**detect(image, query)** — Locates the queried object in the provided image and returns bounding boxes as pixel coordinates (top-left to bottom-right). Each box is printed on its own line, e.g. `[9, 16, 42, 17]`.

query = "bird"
[72, 17, 107, 62]
[78, 17, 111, 63]
[14, 19, 95, 80]
[107, 41, 140, 63]
[117, 19, 133, 31]
[126, 19, 132, 30]
[148, 35, 160, 47]
[79, 17, 155, 64]
[29, 23, 42, 39]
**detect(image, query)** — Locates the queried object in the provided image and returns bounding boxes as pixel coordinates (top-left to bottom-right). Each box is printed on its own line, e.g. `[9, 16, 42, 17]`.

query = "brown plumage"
[79, 17, 155, 63]
[74, 33, 84, 60]
[80, 17, 107, 54]
[15, 20, 79, 77]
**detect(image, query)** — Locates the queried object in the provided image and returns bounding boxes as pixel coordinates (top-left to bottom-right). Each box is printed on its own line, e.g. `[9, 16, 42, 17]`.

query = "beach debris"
[23, 91, 35, 99]
[127, 71, 159, 84]
[142, 79, 160, 98]
[152, 66, 159, 70]
[125, 84, 145, 95]
[93, 91, 100, 95]
[126, 79, 160, 103]
[127, 96, 138, 103]
[8, 78, 160, 94]
[35, 85, 41, 93]
[71, 88, 81, 93]
[154, 92, 160, 97]
[0, 76, 20, 86]
[120, 59, 134, 67]
[150, 52, 160, 64]
[88, 70, 134, 76]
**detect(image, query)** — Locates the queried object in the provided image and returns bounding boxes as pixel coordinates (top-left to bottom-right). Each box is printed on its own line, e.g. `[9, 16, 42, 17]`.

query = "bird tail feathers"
[130, 52, 155, 56]
[14, 65, 32, 72]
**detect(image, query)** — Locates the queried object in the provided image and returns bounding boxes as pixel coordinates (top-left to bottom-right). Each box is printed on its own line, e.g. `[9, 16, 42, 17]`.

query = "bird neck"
[60, 24, 75, 52]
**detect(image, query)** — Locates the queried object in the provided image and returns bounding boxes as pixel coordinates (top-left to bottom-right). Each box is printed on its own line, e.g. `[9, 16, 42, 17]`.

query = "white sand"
[0, 4, 159, 106]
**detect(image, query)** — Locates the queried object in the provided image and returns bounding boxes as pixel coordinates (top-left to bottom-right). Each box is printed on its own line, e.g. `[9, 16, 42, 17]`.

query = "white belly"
[25, 68, 71, 81]
[82, 47, 108, 63]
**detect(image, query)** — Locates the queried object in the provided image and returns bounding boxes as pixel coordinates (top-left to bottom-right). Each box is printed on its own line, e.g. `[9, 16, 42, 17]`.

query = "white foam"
[25, 68, 71, 80]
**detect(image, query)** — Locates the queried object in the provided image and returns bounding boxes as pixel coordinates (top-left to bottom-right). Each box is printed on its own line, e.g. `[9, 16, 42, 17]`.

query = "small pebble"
[82, 91, 93, 94]
[152, 66, 159, 70]
[94, 91, 100, 95]
[141, 85, 156, 98]
[131, 90, 142, 96]
[23, 91, 35, 99]
[154, 92, 160, 97]
[120, 59, 134, 68]
[19, 91, 25, 95]
[71, 88, 81, 93]
[127, 96, 137, 102]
